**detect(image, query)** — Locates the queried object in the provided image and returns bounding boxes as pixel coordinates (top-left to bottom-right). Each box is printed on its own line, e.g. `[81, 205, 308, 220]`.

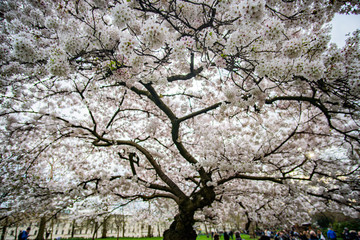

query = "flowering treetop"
[0, 0, 359, 239]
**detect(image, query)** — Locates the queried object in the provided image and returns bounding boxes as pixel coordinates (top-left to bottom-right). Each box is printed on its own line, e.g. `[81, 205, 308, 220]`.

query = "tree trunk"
[50, 218, 54, 240]
[121, 220, 125, 238]
[101, 217, 107, 239]
[244, 210, 251, 233]
[163, 212, 197, 240]
[1, 220, 7, 240]
[162, 184, 216, 240]
[92, 222, 98, 240]
[248, 221, 255, 239]
[35, 217, 47, 240]
[147, 225, 152, 238]
[204, 223, 209, 237]
[14, 226, 18, 240]
[71, 219, 76, 238]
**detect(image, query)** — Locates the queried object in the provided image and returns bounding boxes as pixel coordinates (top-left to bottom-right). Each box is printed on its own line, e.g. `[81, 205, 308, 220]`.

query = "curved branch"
[114, 192, 177, 202]
[265, 95, 359, 143]
[178, 102, 224, 123]
[114, 139, 187, 199]
[167, 66, 204, 82]
[307, 191, 360, 212]
[217, 173, 283, 185]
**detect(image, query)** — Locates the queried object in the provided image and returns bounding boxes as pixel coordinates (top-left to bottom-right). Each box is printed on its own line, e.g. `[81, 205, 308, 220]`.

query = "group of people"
[327, 227, 360, 240]
[212, 230, 242, 240]
[267, 228, 360, 240]
[210, 227, 360, 240]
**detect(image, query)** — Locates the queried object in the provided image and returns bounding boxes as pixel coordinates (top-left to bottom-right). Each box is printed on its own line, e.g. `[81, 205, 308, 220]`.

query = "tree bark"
[14, 226, 18, 240]
[163, 212, 197, 240]
[147, 225, 152, 238]
[1, 219, 7, 240]
[35, 217, 46, 240]
[50, 218, 54, 240]
[162, 183, 216, 240]
[92, 222, 98, 240]
[204, 223, 209, 237]
[101, 217, 107, 239]
[121, 219, 125, 238]
[71, 219, 76, 238]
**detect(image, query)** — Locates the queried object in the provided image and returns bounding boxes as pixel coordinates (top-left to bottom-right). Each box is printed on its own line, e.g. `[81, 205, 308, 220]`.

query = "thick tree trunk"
[163, 212, 197, 240]
[162, 184, 216, 240]
[35, 217, 46, 240]
[248, 221, 256, 239]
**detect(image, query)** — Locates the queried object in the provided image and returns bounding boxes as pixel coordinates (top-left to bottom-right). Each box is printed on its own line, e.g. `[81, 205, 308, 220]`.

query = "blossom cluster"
[12, 36, 38, 63]
[239, 0, 265, 21]
[141, 17, 169, 49]
[111, 3, 134, 29]
[47, 51, 70, 77]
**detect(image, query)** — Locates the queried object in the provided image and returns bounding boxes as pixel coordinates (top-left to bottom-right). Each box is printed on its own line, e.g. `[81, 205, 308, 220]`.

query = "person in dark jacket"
[343, 228, 351, 240]
[229, 231, 234, 240]
[309, 231, 318, 240]
[224, 231, 230, 240]
[235, 231, 241, 240]
[349, 230, 357, 240]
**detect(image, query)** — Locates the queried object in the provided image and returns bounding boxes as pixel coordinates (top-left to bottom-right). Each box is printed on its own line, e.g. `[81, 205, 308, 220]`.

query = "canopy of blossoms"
[0, 1, 359, 240]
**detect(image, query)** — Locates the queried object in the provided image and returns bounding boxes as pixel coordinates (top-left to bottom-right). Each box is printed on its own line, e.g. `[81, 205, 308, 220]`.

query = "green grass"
[97, 237, 161, 240]
[95, 233, 257, 240]
[196, 234, 257, 240]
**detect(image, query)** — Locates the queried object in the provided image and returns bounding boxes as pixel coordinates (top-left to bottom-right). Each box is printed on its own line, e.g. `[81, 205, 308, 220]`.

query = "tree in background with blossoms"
[0, 1, 360, 240]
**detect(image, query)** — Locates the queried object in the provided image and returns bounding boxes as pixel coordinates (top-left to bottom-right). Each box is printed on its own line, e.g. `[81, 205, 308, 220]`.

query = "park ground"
[95, 233, 257, 240]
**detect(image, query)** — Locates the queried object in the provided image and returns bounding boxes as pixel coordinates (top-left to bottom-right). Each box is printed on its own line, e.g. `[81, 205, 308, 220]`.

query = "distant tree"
[101, 216, 108, 239]
[35, 217, 46, 240]
[114, 214, 126, 239]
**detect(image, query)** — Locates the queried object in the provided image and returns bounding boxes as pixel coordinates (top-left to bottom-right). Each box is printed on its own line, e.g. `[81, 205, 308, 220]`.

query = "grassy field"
[96, 233, 257, 240]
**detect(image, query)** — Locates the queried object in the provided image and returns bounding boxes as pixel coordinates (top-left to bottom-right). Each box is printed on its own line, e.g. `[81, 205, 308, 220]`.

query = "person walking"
[327, 228, 337, 240]
[224, 231, 230, 240]
[309, 231, 318, 240]
[229, 231, 234, 240]
[299, 231, 308, 240]
[349, 230, 357, 240]
[343, 228, 351, 240]
[18, 227, 31, 240]
[317, 229, 325, 240]
[235, 231, 241, 240]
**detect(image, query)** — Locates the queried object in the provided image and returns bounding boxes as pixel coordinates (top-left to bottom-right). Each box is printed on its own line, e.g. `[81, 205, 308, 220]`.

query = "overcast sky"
[330, 14, 360, 47]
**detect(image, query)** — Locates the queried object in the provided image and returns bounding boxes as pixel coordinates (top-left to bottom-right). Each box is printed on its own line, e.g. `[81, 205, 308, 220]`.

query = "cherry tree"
[1, 0, 360, 239]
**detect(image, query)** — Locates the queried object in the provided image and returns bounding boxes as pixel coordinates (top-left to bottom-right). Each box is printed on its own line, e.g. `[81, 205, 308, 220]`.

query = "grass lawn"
[96, 233, 257, 240]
